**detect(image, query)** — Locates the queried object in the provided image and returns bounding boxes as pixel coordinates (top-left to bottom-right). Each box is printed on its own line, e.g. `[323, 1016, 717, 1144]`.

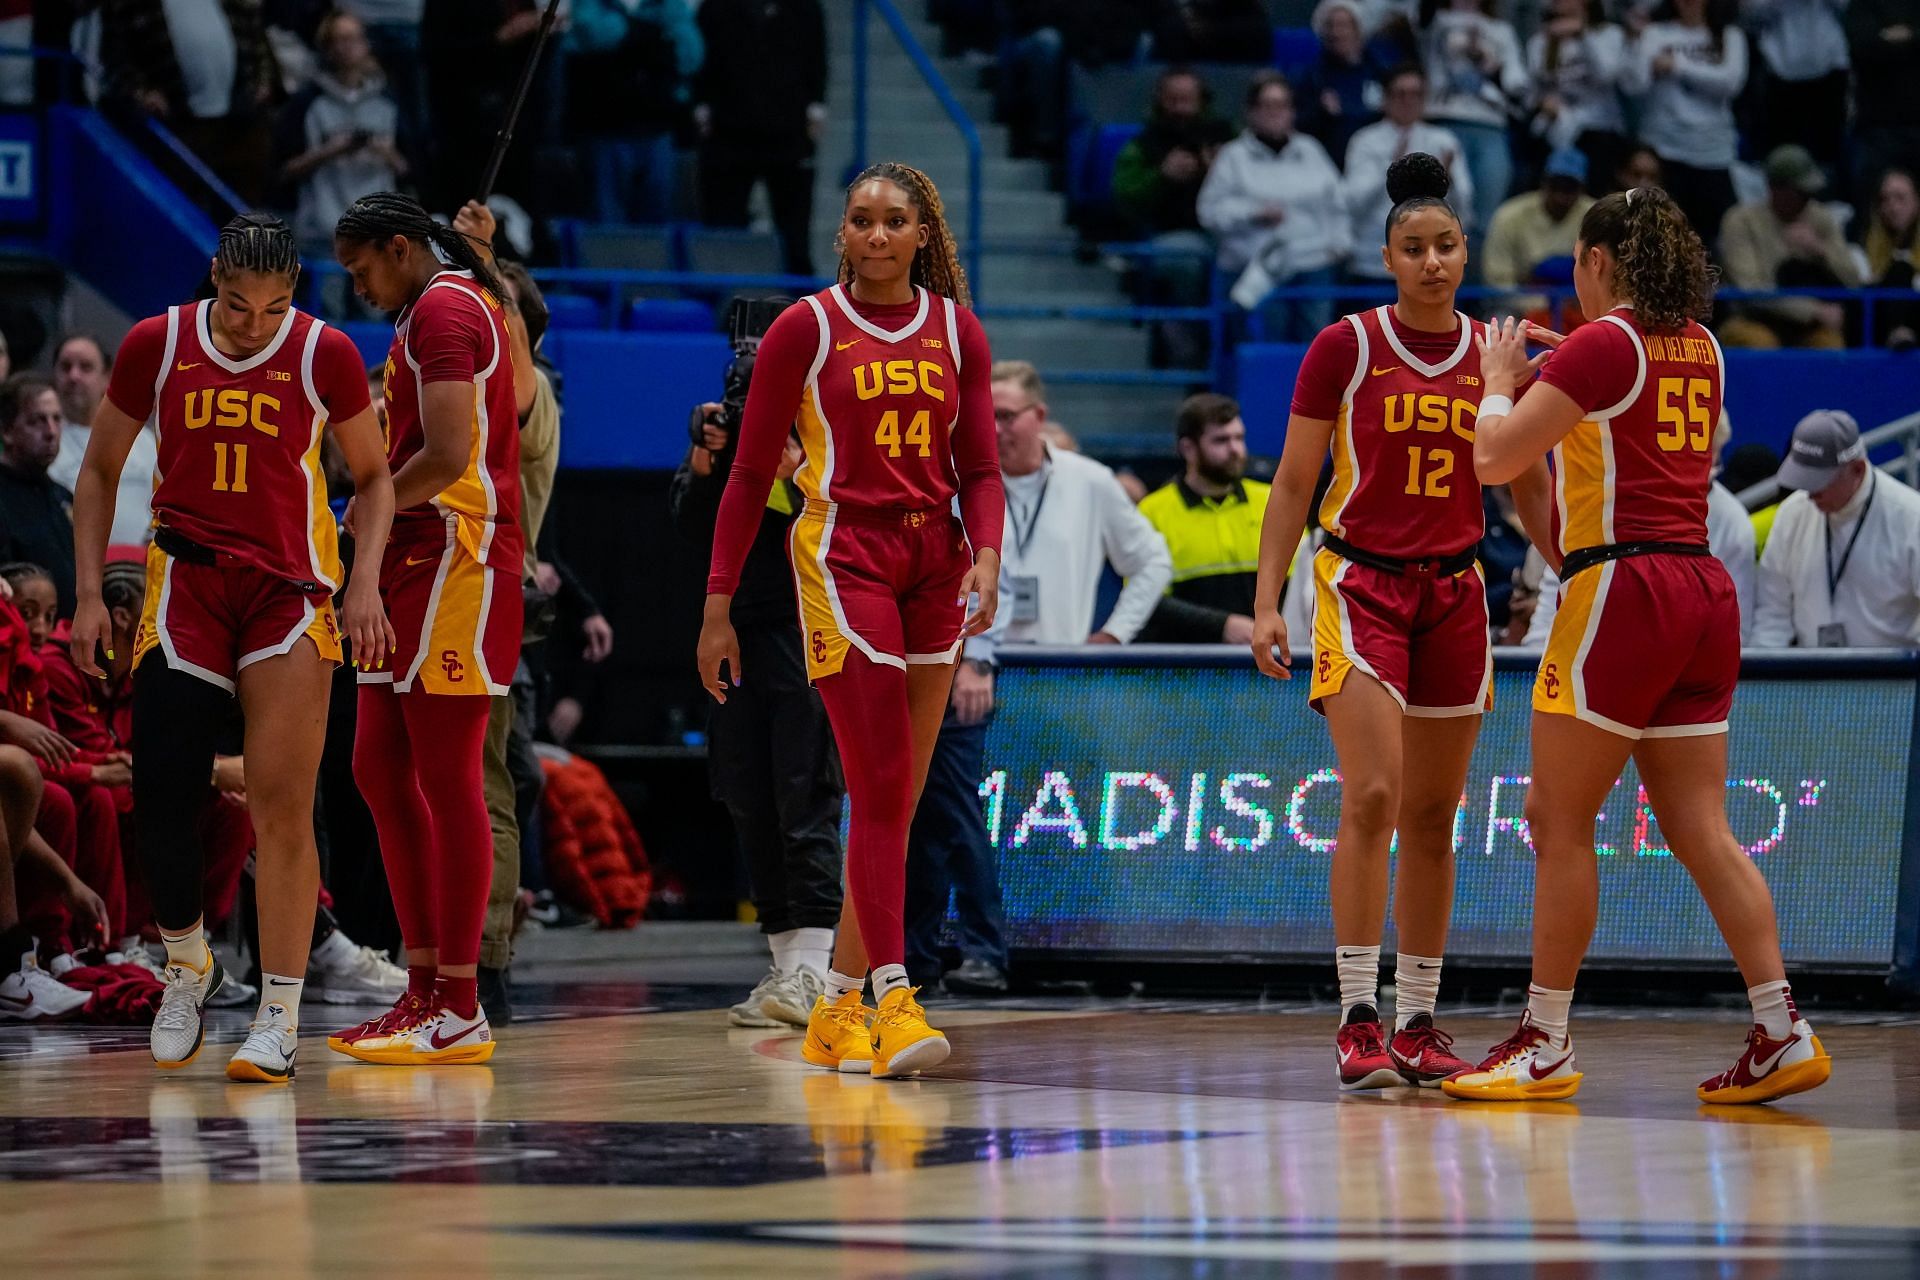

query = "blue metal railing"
[851, 0, 984, 298]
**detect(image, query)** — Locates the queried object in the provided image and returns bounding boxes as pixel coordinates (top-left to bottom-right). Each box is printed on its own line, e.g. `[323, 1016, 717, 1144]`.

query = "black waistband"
[153, 526, 216, 566]
[1560, 540, 1711, 581]
[1322, 533, 1478, 578]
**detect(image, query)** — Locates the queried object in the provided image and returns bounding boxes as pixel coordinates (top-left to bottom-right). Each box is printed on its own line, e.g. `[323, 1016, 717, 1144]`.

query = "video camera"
[688, 294, 792, 450]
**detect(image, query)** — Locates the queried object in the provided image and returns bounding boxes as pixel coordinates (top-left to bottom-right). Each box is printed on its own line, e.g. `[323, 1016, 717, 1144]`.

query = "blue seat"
[1083, 123, 1143, 211]
[546, 331, 732, 468]
[1272, 26, 1320, 78]
[571, 223, 680, 272]
[682, 227, 784, 276]
[623, 297, 714, 333]
[338, 321, 396, 369]
[545, 294, 606, 331]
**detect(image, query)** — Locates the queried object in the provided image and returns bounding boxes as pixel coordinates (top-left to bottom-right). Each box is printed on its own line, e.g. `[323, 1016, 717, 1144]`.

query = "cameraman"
[671, 400, 844, 1030]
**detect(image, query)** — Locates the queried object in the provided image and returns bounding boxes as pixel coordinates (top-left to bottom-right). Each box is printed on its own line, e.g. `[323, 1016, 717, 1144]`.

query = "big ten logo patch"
[183, 389, 281, 437]
[852, 359, 947, 402]
[921, 337, 944, 350]
[1381, 393, 1476, 441]
[441, 649, 465, 683]
[1541, 662, 1561, 699]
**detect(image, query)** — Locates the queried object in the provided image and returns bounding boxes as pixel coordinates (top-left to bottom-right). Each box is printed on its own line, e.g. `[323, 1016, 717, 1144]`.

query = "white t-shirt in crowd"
[1752, 469, 1920, 648]
[161, 0, 239, 118]
[51, 422, 158, 547]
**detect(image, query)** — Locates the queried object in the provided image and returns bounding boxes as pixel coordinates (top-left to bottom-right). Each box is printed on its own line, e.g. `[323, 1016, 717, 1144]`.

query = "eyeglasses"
[994, 403, 1039, 426]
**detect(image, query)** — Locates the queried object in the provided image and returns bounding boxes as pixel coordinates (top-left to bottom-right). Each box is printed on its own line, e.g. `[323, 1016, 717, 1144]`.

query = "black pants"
[707, 623, 844, 934]
[904, 710, 1008, 983]
[699, 137, 818, 277]
[1753, 64, 1848, 176]
[1660, 159, 1740, 252]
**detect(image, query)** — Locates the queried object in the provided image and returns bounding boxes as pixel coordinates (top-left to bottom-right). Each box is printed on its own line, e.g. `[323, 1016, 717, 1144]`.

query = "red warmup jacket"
[0, 603, 111, 788]
[40, 627, 134, 759]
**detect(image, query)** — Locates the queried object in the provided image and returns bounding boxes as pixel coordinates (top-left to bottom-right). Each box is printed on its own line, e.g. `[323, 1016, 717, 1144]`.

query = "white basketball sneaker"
[729, 968, 786, 1028]
[151, 950, 226, 1068]
[342, 1003, 495, 1065]
[760, 966, 826, 1027]
[0, 949, 91, 1022]
[1442, 1014, 1584, 1102]
[226, 1001, 298, 1084]
[306, 931, 407, 1005]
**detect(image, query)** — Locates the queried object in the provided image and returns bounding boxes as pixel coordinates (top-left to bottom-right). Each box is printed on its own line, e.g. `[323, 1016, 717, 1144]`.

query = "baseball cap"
[1764, 144, 1826, 195]
[1775, 409, 1865, 492]
[1543, 148, 1588, 187]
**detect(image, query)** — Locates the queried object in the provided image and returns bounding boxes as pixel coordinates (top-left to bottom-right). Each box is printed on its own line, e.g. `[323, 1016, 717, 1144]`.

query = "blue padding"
[546, 294, 605, 331]
[624, 297, 714, 332]
[1236, 342, 1920, 458]
[1082, 123, 1143, 210]
[545, 331, 730, 469]
[338, 322, 396, 369]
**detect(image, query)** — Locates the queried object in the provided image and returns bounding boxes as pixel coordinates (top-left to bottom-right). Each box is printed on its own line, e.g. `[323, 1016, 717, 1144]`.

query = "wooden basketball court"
[4, 943, 1919, 1278]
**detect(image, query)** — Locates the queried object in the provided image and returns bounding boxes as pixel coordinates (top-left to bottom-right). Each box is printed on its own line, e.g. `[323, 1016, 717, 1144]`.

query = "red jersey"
[707, 285, 1003, 595]
[104, 302, 369, 593]
[1534, 308, 1723, 558]
[382, 270, 524, 568]
[1291, 306, 1489, 560]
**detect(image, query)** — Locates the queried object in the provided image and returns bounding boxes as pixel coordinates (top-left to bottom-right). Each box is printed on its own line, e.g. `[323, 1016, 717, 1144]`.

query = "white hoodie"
[1622, 22, 1748, 170]
[1198, 130, 1350, 276]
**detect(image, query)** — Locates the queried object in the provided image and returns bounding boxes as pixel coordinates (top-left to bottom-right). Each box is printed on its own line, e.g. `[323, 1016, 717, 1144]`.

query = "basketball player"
[326, 193, 526, 1067]
[1445, 186, 1832, 1104]
[1250, 155, 1555, 1090]
[69, 213, 397, 1082]
[697, 163, 1003, 1079]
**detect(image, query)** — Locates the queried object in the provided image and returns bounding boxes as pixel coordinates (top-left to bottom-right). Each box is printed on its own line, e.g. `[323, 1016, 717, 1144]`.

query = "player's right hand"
[698, 598, 742, 704]
[69, 596, 112, 679]
[1251, 610, 1291, 680]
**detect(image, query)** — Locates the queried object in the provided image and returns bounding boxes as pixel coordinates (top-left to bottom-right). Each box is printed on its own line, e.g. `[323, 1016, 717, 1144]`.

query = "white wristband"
[1479, 394, 1515, 420]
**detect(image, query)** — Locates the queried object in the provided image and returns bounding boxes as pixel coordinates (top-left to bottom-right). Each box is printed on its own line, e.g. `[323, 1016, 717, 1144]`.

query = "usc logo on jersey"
[183, 389, 282, 438]
[1381, 393, 1476, 442]
[852, 359, 947, 403]
[441, 650, 465, 683]
[1541, 662, 1561, 699]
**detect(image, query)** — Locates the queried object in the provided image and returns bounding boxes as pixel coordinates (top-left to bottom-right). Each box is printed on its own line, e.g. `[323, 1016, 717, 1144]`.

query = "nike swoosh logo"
[1403, 1052, 1424, 1069]
[1338, 1046, 1355, 1065]
[404, 554, 435, 567]
[176, 361, 202, 371]
[267, 978, 300, 986]
[1414, 962, 1441, 970]
[0, 992, 32, 1010]
[1371, 365, 1401, 377]
[835, 339, 862, 351]
[430, 1021, 482, 1050]
[1529, 1052, 1573, 1080]
[1748, 1037, 1795, 1076]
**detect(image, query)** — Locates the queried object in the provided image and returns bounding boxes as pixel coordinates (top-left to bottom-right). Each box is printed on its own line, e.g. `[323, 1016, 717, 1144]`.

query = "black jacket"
[0, 462, 77, 617]
[695, 0, 826, 145]
[669, 447, 801, 632]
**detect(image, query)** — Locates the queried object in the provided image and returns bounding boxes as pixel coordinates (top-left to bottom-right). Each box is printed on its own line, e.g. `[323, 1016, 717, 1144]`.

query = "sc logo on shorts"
[1541, 662, 1561, 699]
[441, 649, 465, 683]
[810, 630, 828, 664]
[1316, 650, 1332, 682]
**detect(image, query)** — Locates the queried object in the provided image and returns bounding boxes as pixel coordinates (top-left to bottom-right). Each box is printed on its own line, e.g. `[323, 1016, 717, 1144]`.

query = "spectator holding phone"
[277, 11, 409, 256]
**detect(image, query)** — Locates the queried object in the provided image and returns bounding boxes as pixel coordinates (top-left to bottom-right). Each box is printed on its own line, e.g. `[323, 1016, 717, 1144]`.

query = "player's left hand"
[454, 200, 497, 257]
[342, 577, 396, 671]
[63, 875, 108, 941]
[959, 550, 999, 637]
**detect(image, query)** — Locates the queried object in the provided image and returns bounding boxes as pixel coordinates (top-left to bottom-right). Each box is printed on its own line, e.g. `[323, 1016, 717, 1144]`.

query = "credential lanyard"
[1825, 472, 1876, 603]
[1008, 474, 1051, 561]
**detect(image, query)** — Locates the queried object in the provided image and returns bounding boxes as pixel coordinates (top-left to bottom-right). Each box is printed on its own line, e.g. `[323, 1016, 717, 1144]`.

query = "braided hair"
[215, 212, 300, 281]
[1576, 185, 1714, 332]
[837, 162, 970, 306]
[0, 562, 50, 595]
[333, 191, 505, 302]
[101, 561, 146, 615]
[1384, 152, 1459, 241]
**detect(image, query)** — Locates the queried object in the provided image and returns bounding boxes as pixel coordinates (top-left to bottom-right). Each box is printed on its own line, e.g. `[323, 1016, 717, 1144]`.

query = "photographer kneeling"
[670, 309, 845, 1030]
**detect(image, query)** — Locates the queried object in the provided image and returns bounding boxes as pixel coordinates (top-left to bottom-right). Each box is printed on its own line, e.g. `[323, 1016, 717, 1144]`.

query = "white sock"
[767, 928, 799, 973]
[1335, 945, 1380, 1021]
[1524, 983, 1574, 1047]
[158, 924, 209, 973]
[309, 930, 353, 968]
[259, 973, 303, 1028]
[1393, 953, 1443, 1031]
[1748, 980, 1798, 1038]
[790, 927, 834, 977]
[871, 963, 910, 999]
[825, 968, 864, 1001]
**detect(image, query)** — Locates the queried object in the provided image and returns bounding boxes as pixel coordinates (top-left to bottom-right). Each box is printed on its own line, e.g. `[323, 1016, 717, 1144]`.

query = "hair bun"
[1386, 152, 1451, 205]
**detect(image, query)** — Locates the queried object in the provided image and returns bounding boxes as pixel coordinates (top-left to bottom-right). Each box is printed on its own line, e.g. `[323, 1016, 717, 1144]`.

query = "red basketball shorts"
[788, 502, 970, 683]
[1309, 546, 1492, 716]
[359, 525, 522, 696]
[1534, 551, 1738, 738]
[133, 543, 341, 692]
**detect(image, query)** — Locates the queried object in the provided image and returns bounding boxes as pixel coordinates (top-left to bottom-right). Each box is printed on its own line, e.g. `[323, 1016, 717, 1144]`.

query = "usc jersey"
[382, 270, 524, 569]
[103, 301, 370, 593]
[1291, 306, 1490, 560]
[1533, 307, 1723, 557]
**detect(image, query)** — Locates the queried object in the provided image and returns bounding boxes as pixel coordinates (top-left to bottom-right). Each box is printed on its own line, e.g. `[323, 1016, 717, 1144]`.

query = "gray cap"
[1776, 409, 1865, 492]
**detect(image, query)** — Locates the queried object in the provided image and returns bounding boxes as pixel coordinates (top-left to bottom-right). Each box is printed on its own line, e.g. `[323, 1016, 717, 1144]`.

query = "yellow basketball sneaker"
[802, 990, 876, 1073]
[1697, 1020, 1831, 1105]
[1442, 1015, 1583, 1102]
[871, 986, 949, 1079]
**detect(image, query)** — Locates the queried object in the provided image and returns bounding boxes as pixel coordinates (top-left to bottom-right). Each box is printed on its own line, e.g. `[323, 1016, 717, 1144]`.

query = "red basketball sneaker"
[326, 990, 430, 1055]
[1442, 1015, 1583, 1101]
[1389, 1013, 1475, 1087]
[1697, 1020, 1831, 1105]
[1337, 1013, 1401, 1091]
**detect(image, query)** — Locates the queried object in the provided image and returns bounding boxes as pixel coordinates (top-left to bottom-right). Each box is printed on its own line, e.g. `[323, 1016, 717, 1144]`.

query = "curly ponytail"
[1576, 186, 1715, 332]
[333, 191, 506, 302]
[837, 162, 971, 307]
